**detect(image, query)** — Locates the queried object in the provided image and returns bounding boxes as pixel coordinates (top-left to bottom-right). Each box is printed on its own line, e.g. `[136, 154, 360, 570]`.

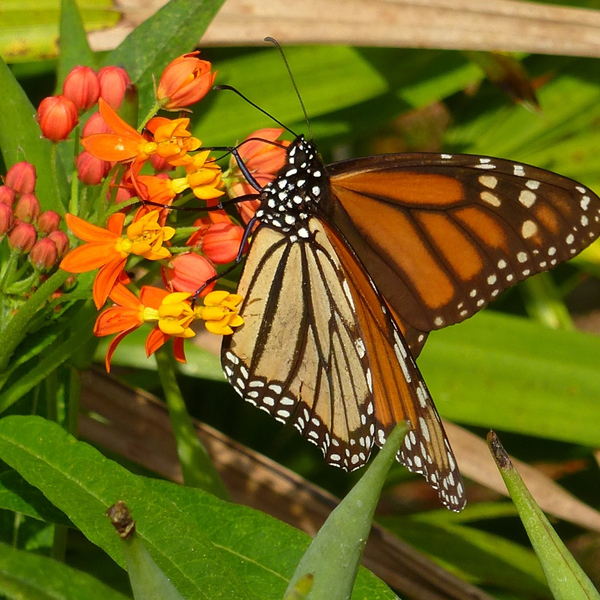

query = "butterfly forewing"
[327, 153, 600, 335]
[222, 221, 375, 471]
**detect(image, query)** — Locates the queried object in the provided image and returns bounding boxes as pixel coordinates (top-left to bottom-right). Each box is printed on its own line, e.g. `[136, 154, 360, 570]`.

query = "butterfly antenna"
[264, 36, 313, 141]
[214, 84, 298, 138]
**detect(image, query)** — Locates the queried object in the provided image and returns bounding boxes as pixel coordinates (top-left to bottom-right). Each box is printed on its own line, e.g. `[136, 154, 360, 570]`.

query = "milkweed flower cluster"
[34, 52, 290, 371]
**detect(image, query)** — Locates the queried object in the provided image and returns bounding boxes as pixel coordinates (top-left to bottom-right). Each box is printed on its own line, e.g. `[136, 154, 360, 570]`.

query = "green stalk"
[0, 269, 69, 372]
[154, 346, 229, 499]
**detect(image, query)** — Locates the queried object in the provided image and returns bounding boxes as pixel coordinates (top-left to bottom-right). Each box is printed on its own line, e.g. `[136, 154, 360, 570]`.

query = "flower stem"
[0, 269, 69, 372]
[138, 101, 161, 131]
[50, 144, 66, 215]
[154, 345, 229, 500]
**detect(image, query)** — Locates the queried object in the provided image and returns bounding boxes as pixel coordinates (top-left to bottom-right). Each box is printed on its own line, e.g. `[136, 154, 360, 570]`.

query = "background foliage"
[0, 0, 599, 598]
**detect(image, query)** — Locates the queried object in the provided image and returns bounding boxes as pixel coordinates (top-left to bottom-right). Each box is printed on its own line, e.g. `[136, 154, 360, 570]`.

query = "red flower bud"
[149, 153, 175, 172]
[157, 52, 216, 110]
[47, 230, 69, 257]
[0, 185, 15, 207]
[8, 222, 37, 252]
[37, 210, 61, 234]
[202, 222, 245, 264]
[0, 203, 14, 235]
[62, 66, 100, 111]
[82, 111, 112, 137]
[37, 95, 79, 142]
[5, 161, 36, 195]
[162, 252, 216, 295]
[97, 66, 131, 110]
[77, 151, 111, 186]
[30, 238, 58, 270]
[14, 193, 41, 223]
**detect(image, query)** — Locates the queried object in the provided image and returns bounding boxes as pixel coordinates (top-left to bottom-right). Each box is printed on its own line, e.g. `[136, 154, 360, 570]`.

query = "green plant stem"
[154, 346, 229, 500]
[0, 269, 69, 372]
[0, 251, 20, 294]
[138, 101, 161, 131]
[50, 144, 66, 215]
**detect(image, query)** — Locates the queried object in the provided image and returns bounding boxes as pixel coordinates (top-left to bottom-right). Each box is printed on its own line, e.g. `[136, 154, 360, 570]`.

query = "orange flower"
[82, 99, 200, 175]
[94, 284, 196, 371]
[225, 128, 289, 224]
[60, 210, 175, 308]
[192, 221, 245, 265]
[199, 291, 244, 335]
[157, 52, 216, 110]
[145, 116, 202, 164]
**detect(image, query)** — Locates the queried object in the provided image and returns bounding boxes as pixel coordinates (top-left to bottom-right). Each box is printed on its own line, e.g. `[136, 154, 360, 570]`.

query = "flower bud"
[30, 237, 58, 270]
[77, 151, 111, 186]
[97, 66, 131, 110]
[5, 161, 36, 195]
[162, 252, 216, 295]
[37, 210, 61, 234]
[82, 111, 112, 137]
[14, 193, 41, 223]
[202, 222, 245, 264]
[37, 95, 79, 142]
[149, 153, 175, 172]
[0, 203, 14, 235]
[8, 222, 37, 252]
[157, 52, 216, 110]
[62, 66, 100, 111]
[47, 230, 69, 257]
[0, 185, 15, 207]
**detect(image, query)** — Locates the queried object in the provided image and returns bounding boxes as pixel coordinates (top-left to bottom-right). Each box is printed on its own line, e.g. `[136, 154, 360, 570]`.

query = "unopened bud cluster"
[1, 162, 69, 295]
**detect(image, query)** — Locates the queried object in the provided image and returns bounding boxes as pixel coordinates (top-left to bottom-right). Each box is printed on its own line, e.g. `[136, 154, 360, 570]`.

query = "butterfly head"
[255, 135, 329, 239]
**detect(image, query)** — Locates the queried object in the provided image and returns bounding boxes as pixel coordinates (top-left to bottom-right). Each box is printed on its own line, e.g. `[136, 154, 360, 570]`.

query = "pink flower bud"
[77, 151, 111, 186]
[62, 66, 100, 111]
[97, 66, 131, 110]
[30, 238, 58, 270]
[5, 161, 36, 195]
[8, 222, 37, 252]
[0, 185, 15, 207]
[0, 203, 14, 235]
[37, 95, 79, 142]
[47, 230, 69, 257]
[149, 153, 175, 172]
[37, 210, 61, 234]
[82, 111, 112, 137]
[202, 222, 245, 264]
[14, 193, 41, 223]
[162, 252, 216, 295]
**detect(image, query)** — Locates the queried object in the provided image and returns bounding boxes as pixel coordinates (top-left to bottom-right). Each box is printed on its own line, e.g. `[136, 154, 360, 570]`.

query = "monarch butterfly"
[218, 118, 600, 513]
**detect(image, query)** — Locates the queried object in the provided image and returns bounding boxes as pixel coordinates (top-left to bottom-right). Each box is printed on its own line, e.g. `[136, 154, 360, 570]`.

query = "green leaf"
[57, 0, 98, 87]
[107, 502, 185, 600]
[420, 310, 600, 446]
[0, 56, 68, 212]
[0, 415, 397, 600]
[0, 0, 119, 64]
[0, 469, 71, 527]
[380, 513, 550, 598]
[104, 0, 226, 118]
[286, 423, 407, 599]
[0, 538, 129, 600]
[488, 431, 600, 600]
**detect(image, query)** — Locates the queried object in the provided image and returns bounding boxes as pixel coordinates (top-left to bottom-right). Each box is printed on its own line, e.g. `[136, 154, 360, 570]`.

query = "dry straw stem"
[90, 0, 600, 58]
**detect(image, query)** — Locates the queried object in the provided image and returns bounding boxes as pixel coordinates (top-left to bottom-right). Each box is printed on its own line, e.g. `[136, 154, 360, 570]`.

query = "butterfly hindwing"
[321, 218, 465, 511]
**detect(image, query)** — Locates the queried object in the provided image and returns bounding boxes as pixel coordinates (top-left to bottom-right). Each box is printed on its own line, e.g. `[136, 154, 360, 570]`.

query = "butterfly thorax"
[255, 136, 328, 241]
